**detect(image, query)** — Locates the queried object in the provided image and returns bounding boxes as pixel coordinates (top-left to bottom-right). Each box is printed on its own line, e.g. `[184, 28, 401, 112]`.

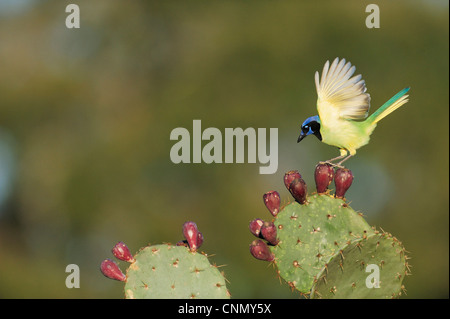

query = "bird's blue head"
[297, 115, 322, 143]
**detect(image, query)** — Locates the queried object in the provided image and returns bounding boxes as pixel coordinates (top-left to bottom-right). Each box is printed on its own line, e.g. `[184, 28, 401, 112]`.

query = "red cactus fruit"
[284, 170, 302, 190]
[249, 218, 264, 238]
[100, 259, 126, 282]
[263, 190, 281, 217]
[249, 240, 275, 262]
[288, 178, 307, 204]
[334, 168, 354, 199]
[260, 221, 279, 245]
[182, 221, 200, 252]
[112, 242, 135, 263]
[314, 163, 335, 194]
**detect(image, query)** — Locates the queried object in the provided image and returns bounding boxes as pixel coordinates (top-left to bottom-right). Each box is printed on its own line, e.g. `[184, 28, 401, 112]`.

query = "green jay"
[298, 57, 410, 167]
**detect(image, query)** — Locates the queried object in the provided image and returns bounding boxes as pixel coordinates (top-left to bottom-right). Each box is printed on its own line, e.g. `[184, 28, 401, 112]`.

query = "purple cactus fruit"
[177, 233, 203, 249]
[314, 163, 335, 194]
[263, 191, 281, 217]
[334, 168, 354, 199]
[260, 221, 278, 245]
[182, 221, 200, 251]
[288, 178, 307, 204]
[249, 240, 274, 262]
[112, 242, 135, 263]
[100, 259, 126, 282]
[284, 170, 302, 190]
[249, 218, 264, 238]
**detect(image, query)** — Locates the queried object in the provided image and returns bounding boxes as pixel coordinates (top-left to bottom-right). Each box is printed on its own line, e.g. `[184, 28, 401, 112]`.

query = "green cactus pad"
[310, 232, 408, 299]
[253, 166, 411, 298]
[124, 244, 230, 299]
[270, 194, 374, 293]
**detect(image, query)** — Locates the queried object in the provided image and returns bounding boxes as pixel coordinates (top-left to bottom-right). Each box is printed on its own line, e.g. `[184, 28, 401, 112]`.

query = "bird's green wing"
[315, 58, 371, 121]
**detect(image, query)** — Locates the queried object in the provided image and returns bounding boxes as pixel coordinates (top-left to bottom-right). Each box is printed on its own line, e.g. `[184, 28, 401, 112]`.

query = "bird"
[297, 57, 410, 167]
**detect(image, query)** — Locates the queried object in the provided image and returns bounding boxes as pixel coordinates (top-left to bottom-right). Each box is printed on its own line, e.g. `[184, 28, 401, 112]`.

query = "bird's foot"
[320, 154, 352, 169]
[320, 161, 345, 169]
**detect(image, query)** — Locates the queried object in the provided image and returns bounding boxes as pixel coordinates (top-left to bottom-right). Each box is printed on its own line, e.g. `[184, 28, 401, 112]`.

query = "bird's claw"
[319, 161, 345, 169]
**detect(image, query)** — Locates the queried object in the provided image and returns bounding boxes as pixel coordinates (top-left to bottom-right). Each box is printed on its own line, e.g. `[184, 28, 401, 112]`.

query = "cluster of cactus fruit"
[101, 222, 230, 299]
[100, 163, 410, 299]
[249, 163, 411, 298]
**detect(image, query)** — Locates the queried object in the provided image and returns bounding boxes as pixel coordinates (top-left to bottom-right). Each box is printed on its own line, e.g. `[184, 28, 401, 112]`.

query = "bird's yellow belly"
[320, 120, 374, 155]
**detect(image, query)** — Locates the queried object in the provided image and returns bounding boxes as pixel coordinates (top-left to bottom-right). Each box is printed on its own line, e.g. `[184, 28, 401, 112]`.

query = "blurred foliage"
[0, 0, 448, 298]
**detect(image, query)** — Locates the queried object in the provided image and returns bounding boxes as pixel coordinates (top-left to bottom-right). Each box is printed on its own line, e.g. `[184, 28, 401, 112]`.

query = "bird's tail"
[367, 87, 410, 125]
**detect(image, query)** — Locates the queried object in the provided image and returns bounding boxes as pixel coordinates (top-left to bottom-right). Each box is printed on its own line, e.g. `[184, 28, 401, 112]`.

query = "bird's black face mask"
[298, 115, 322, 142]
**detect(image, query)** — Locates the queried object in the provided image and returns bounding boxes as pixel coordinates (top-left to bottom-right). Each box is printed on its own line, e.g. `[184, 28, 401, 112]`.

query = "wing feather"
[316, 58, 371, 120]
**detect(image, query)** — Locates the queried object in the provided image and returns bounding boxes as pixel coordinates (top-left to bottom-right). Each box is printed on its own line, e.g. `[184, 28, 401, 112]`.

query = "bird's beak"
[297, 133, 306, 143]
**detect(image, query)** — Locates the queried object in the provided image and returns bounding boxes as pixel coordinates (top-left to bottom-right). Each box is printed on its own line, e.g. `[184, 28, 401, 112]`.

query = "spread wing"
[315, 58, 371, 120]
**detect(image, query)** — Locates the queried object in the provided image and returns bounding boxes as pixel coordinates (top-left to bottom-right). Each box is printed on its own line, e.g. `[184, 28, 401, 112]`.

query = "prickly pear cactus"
[249, 163, 411, 299]
[310, 230, 408, 298]
[101, 222, 230, 299]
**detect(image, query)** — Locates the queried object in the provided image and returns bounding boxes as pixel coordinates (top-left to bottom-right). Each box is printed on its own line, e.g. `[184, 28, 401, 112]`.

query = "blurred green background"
[0, 0, 448, 298]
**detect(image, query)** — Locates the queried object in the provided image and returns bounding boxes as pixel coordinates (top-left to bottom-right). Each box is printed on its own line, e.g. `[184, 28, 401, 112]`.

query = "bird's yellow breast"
[317, 99, 376, 155]
[320, 118, 375, 155]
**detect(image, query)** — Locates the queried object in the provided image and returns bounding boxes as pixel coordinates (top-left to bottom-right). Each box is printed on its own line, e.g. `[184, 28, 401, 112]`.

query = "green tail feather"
[367, 87, 410, 124]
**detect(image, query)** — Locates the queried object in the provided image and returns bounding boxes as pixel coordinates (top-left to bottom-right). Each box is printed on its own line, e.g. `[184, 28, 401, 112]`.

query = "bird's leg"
[336, 154, 353, 168]
[320, 154, 346, 164]
[320, 149, 348, 168]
